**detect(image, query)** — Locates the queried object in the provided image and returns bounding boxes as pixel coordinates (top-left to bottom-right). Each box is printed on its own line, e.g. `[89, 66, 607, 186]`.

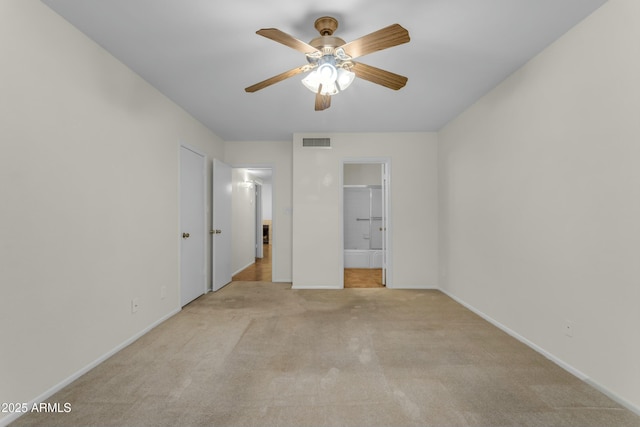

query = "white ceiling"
[41, 0, 607, 141]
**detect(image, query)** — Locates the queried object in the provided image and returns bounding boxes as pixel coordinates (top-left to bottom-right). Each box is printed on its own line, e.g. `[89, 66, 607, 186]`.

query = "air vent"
[302, 137, 331, 148]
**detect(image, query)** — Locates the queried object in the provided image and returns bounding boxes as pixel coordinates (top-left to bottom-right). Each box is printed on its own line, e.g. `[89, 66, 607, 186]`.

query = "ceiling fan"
[245, 16, 410, 111]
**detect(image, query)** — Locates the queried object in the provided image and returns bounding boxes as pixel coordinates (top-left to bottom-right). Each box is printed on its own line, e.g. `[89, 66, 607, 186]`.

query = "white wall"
[344, 163, 382, 186]
[439, 0, 640, 412]
[292, 133, 438, 289]
[231, 169, 257, 274]
[0, 1, 224, 421]
[262, 183, 273, 221]
[224, 141, 292, 282]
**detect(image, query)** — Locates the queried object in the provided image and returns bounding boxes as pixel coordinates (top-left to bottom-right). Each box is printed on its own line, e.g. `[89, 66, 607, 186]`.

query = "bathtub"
[344, 250, 383, 269]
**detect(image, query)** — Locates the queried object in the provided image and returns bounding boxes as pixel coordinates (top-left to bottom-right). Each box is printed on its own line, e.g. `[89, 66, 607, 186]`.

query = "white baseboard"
[291, 284, 439, 290]
[440, 289, 587, 379]
[232, 261, 255, 277]
[386, 285, 439, 290]
[585, 378, 640, 416]
[440, 289, 640, 417]
[1, 308, 181, 427]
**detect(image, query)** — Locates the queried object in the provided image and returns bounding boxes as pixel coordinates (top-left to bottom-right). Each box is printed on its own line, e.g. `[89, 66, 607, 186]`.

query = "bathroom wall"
[344, 187, 383, 251]
[344, 163, 382, 186]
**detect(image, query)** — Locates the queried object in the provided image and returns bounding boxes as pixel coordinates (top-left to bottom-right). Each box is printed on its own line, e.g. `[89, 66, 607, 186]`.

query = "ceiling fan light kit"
[245, 16, 410, 111]
[301, 60, 356, 96]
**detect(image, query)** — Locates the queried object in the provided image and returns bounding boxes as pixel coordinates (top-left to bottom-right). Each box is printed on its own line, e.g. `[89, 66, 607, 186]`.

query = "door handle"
[182, 232, 190, 239]
[210, 229, 222, 234]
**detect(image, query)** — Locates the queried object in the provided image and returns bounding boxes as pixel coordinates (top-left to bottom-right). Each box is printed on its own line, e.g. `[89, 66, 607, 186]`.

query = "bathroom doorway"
[342, 160, 390, 288]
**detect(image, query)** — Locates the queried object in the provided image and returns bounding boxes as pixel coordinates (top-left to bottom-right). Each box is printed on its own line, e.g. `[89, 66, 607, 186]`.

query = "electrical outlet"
[160, 286, 167, 300]
[564, 320, 574, 337]
[131, 298, 140, 313]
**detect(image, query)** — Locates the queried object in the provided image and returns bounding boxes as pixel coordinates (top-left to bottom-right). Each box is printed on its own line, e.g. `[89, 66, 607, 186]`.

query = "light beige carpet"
[12, 282, 640, 427]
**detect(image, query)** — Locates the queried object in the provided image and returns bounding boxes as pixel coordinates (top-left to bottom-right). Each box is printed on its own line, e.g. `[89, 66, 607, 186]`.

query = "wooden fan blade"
[257, 28, 319, 54]
[352, 62, 408, 90]
[315, 93, 331, 111]
[340, 24, 410, 59]
[314, 84, 331, 111]
[245, 65, 309, 93]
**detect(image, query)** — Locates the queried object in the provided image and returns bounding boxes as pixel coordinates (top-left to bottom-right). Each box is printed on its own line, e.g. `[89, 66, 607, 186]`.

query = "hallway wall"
[231, 169, 258, 275]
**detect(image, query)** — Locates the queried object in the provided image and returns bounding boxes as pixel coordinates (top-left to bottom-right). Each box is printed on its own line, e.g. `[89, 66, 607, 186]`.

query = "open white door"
[255, 183, 263, 259]
[381, 163, 388, 286]
[212, 158, 232, 291]
[180, 145, 206, 306]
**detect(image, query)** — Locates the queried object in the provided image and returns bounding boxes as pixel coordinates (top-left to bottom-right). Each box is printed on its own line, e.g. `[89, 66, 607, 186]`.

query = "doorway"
[342, 161, 390, 288]
[231, 167, 273, 282]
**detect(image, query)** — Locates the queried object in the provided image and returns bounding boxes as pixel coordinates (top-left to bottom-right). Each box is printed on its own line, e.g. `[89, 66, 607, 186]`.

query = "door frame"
[179, 143, 207, 305]
[230, 163, 275, 279]
[341, 158, 392, 288]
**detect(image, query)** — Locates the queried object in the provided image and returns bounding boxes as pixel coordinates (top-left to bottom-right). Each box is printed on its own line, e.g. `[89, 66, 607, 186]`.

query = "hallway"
[232, 243, 272, 282]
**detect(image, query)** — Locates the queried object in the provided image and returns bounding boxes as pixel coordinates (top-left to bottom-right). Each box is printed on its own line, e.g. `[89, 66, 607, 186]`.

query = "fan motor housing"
[309, 36, 346, 54]
[314, 16, 338, 36]
[310, 16, 344, 53]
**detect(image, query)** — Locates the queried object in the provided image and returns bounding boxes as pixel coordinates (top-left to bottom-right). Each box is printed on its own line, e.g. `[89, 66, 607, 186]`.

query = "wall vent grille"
[302, 137, 331, 148]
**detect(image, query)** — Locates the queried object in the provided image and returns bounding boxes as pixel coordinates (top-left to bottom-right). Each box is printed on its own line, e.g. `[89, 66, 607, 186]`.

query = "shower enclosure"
[343, 185, 383, 268]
